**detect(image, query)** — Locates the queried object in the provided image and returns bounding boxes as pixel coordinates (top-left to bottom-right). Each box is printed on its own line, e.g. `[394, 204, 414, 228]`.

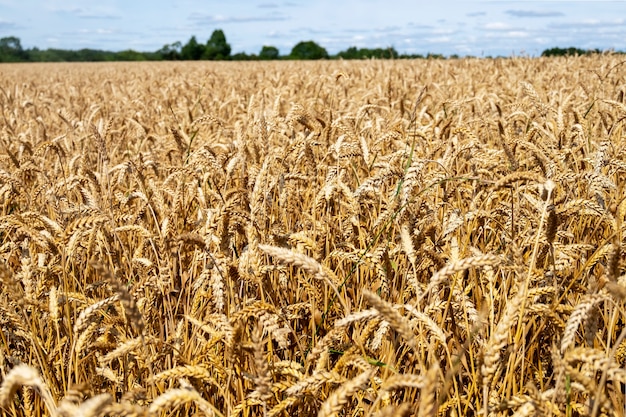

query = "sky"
[1, 1, 625, 57]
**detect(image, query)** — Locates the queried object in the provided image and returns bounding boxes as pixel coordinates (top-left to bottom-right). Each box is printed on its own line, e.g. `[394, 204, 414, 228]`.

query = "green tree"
[115, 49, 147, 61]
[376, 47, 398, 59]
[30, 48, 74, 61]
[259, 45, 279, 60]
[74, 49, 114, 61]
[337, 46, 398, 59]
[0, 36, 27, 61]
[231, 52, 254, 60]
[337, 46, 359, 59]
[541, 47, 592, 57]
[204, 30, 231, 60]
[181, 36, 205, 60]
[289, 41, 328, 60]
[157, 41, 182, 60]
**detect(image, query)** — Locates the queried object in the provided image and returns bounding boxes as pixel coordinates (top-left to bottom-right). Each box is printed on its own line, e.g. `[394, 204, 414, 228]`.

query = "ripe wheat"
[1, 56, 625, 416]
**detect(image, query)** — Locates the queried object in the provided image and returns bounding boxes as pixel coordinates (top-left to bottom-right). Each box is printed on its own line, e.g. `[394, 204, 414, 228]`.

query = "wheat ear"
[481, 283, 526, 414]
[561, 293, 608, 353]
[317, 369, 374, 417]
[418, 362, 440, 417]
[420, 253, 501, 302]
[74, 393, 112, 417]
[148, 387, 215, 416]
[362, 290, 417, 351]
[259, 244, 348, 313]
[151, 365, 221, 393]
[0, 364, 57, 416]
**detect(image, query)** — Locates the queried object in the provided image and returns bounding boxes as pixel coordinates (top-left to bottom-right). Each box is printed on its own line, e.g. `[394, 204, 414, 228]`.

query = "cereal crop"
[1, 57, 626, 416]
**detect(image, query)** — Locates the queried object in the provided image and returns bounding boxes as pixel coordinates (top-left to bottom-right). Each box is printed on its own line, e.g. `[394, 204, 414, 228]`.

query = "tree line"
[0, 31, 410, 62]
[540, 47, 605, 57]
[0, 31, 618, 62]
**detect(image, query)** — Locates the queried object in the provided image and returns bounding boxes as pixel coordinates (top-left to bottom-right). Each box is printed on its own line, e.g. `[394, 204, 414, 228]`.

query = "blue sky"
[1, 1, 625, 57]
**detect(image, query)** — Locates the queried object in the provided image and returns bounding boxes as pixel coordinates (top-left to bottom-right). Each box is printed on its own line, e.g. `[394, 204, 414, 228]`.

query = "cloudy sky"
[1, 0, 625, 57]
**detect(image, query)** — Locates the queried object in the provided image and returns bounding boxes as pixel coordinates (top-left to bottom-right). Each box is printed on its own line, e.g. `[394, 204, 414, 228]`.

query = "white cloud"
[550, 18, 625, 28]
[506, 10, 564, 18]
[504, 31, 529, 38]
[49, 5, 120, 19]
[0, 18, 17, 28]
[483, 22, 516, 31]
[188, 12, 289, 24]
[426, 36, 452, 44]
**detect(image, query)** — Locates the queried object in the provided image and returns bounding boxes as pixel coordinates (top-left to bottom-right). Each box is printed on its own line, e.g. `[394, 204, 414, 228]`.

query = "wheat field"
[0, 56, 625, 416]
